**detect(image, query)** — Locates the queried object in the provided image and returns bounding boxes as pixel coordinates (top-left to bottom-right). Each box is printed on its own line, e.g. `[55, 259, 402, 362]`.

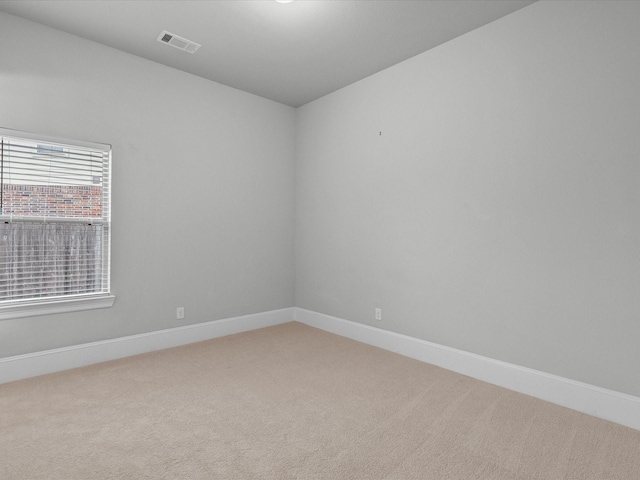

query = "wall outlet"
[375, 308, 382, 321]
[176, 307, 184, 320]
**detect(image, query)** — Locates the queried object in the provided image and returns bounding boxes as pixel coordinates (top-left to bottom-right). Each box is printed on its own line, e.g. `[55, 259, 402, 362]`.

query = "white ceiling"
[0, 0, 536, 107]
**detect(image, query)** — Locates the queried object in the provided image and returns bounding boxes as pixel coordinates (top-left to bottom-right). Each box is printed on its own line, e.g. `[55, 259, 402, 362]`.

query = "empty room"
[1, 0, 639, 478]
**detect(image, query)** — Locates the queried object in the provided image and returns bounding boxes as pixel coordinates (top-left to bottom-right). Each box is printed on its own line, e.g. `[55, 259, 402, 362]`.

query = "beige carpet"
[1, 322, 639, 479]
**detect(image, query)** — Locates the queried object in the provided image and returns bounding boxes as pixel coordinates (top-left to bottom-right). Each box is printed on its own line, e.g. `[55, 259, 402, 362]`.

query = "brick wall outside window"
[1, 184, 103, 218]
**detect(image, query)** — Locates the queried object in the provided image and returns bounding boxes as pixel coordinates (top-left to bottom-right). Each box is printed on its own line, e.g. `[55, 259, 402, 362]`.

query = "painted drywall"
[295, 1, 640, 397]
[0, 12, 295, 356]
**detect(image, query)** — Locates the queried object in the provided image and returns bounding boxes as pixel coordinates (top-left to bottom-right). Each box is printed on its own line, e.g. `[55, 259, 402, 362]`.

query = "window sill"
[0, 294, 115, 321]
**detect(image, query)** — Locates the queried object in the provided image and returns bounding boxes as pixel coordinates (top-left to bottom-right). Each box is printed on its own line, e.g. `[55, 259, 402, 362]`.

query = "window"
[0, 128, 114, 320]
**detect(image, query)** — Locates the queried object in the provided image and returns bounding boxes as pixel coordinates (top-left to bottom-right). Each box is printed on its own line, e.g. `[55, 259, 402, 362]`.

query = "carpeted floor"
[1, 322, 639, 479]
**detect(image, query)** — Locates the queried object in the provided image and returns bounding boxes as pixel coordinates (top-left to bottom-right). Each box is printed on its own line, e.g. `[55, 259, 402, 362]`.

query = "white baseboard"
[0, 307, 294, 385]
[294, 308, 640, 431]
[3, 306, 638, 431]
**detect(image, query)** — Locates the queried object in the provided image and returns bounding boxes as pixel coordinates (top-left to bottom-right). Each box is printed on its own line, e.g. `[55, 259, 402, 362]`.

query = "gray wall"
[0, 12, 295, 356]
[295, 1, 640, 397]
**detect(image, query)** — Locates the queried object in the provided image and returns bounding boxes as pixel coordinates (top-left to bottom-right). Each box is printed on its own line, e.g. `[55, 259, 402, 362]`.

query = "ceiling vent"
[157, 30, 201, 54]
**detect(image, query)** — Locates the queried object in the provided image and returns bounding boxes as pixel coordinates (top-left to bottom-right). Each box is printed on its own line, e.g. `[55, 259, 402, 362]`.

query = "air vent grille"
[157, 30, 201, 54]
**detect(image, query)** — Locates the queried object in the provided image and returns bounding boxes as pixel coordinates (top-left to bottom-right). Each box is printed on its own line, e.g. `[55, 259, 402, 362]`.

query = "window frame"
[0, 127, 114, 321]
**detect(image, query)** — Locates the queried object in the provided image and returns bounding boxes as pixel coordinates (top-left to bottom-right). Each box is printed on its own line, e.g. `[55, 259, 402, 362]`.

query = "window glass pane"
[1, 137, 106, 220]
[0, 222, 106, 301]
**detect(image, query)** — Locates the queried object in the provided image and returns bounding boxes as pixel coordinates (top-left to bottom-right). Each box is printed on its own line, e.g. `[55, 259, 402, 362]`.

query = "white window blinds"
[0, 128, 111, 306]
